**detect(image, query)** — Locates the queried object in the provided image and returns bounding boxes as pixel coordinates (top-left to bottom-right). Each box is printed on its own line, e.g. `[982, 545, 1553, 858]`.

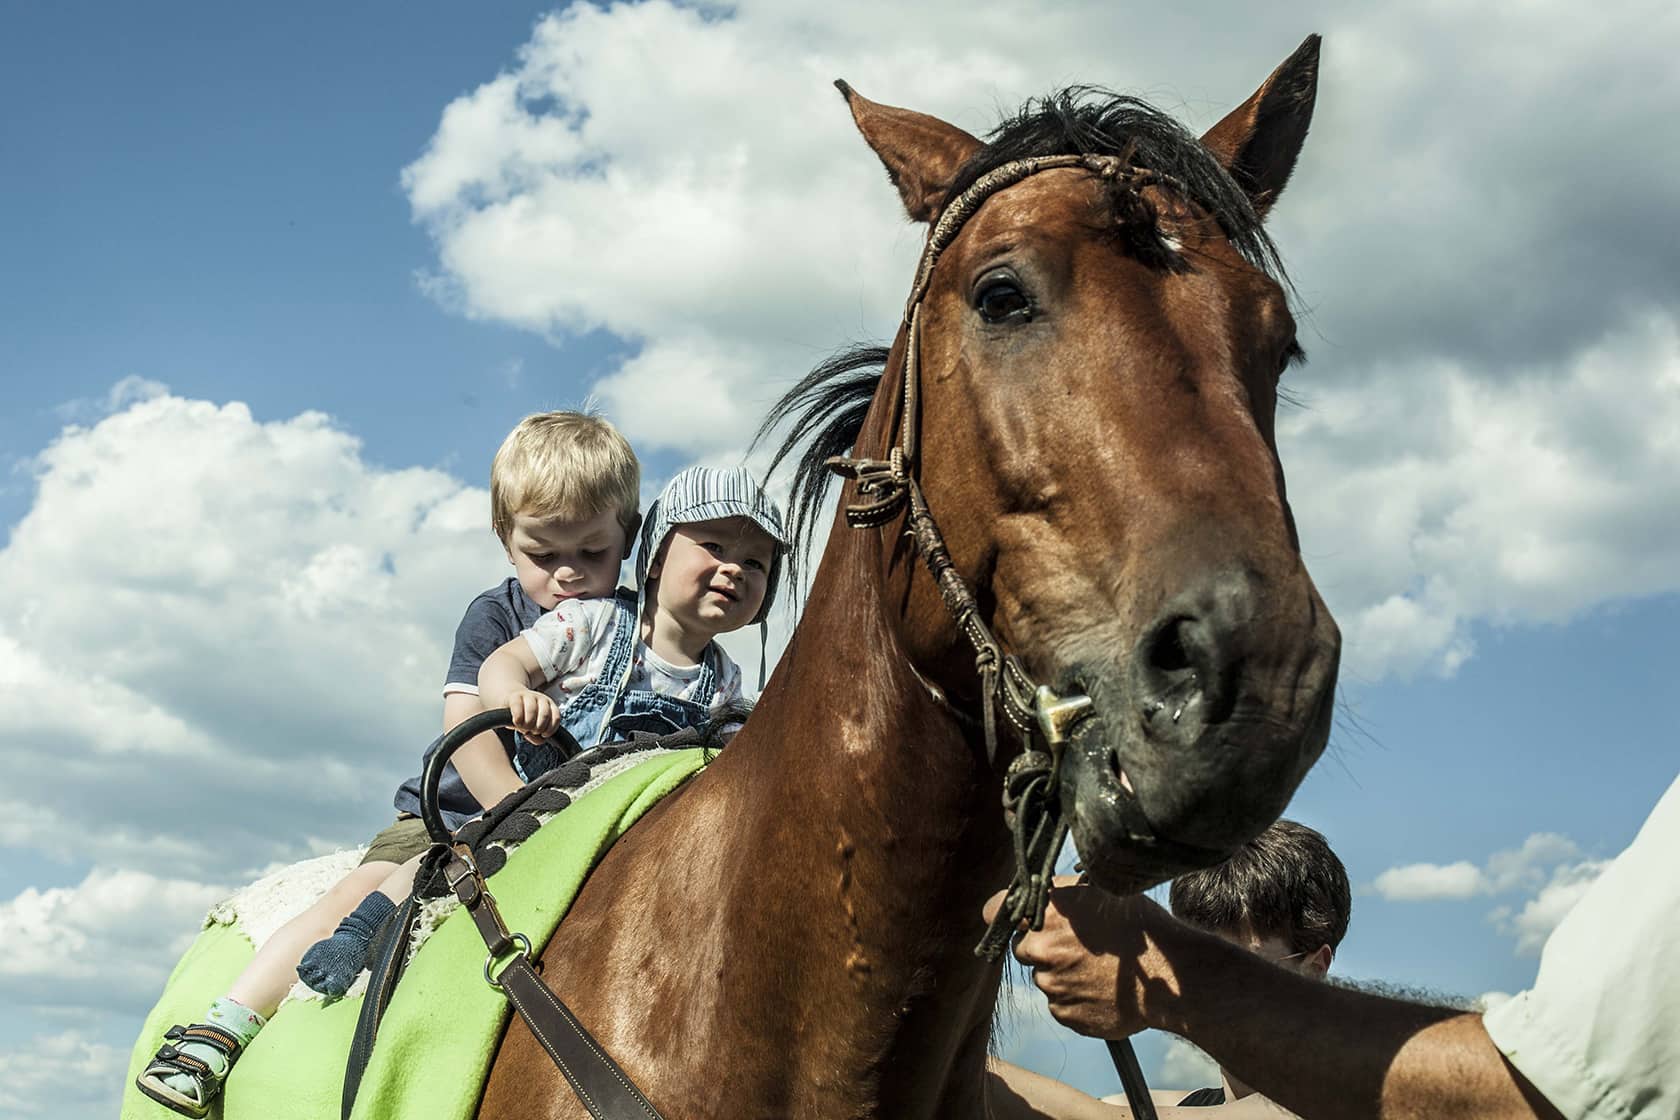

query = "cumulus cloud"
[1370, 832, 1589, 902]
[1491, 859, 1610, 957]
[1371, 860, 1486, 902]
[0, 868, 228, 1013]
[1155, 1036, 1221, 1092]
[1287, 313, 1680, 679]
[402, 0, 1680, 680]
[0, 390, 501, 880]
[0, 1028, 125, 1119]
[51, 373, 169, 424]
[1372, 832, 1609, 955]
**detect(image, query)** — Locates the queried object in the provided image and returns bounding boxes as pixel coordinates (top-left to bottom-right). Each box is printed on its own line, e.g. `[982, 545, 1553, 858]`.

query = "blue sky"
[2, 2, 1677, 1116]
[1, 2, 667, 534]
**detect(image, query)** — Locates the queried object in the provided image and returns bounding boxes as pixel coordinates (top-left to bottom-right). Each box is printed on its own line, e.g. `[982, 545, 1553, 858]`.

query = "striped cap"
[635, 465, 788, 624]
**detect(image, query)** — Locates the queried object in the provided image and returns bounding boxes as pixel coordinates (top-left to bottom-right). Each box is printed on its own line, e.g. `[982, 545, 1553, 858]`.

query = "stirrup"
[134, 1022, 244, 1118]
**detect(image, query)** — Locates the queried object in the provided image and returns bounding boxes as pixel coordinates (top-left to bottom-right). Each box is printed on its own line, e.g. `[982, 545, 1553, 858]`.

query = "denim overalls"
[512, 590, 718, 779]
[396, 590, 720, 832]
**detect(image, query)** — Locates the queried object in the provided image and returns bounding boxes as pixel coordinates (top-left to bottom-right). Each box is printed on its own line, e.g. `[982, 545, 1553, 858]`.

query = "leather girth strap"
[443, 843, 666, 1120]
[342, 893, 422, 1119]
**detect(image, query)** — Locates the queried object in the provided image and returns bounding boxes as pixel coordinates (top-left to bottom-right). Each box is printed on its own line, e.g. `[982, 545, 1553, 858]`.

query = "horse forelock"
[947, 86, 1290, 290]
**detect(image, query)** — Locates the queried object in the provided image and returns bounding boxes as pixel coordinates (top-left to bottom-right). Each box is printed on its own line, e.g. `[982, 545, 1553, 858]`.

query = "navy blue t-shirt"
[391, 579, 547, 829]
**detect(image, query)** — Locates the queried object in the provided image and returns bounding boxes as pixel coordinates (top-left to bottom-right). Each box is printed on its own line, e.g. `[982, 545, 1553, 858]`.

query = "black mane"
[753, 344, 887, 593]
[754, 89, 1289, 588]
[949, 87, 1286, 281]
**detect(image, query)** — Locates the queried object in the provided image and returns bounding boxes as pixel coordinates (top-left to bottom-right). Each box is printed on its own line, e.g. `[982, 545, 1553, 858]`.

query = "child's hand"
[505, 689, 561, 744]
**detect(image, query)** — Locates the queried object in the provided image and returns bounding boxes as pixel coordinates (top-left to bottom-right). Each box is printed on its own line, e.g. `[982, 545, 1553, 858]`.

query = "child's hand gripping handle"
[419, 708, 584, 845]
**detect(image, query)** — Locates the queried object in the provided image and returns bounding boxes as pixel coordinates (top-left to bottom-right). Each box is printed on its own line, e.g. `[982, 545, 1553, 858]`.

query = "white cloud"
[0, 1028, 126, 1119]
[0, 391, 502, 878]
[1371, 860, 1486, 902]
[1156, 1036, 1221, 1091]
[1288, 313, 1680, 679]
[1371, 832, 1590, 903]
[402, 0, 1680, 680]
[51, 373, 170, 424]
[1492, 859, 1610, 957]
[105, 375, 169, 411]
[1483, 833, 1581, 893]
[0, 868, 227, 1013]
[1372, 833, 1611, 956]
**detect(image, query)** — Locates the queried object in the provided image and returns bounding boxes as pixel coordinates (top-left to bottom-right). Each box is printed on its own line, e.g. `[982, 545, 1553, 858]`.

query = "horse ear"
[1199, 34, 1321, 218]
[835, 81, 983, 223]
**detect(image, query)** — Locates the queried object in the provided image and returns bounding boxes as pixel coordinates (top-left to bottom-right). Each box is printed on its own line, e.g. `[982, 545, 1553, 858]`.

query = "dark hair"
[1169, 819, 1351, 957]
[752, 344, 889, 597]
[946, 86, 1287, 284]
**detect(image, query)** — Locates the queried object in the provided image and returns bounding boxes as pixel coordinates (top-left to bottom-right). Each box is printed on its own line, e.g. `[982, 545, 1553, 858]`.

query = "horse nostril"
[1147, 617, 1194, 675]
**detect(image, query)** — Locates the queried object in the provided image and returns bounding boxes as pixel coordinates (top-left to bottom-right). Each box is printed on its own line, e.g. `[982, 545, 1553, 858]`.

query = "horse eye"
[976, 279, 1031, 323]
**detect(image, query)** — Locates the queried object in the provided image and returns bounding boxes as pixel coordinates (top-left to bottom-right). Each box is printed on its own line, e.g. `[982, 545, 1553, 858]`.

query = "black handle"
[1106, 1038, 1159, 1120]
[419, 708, 583, 844]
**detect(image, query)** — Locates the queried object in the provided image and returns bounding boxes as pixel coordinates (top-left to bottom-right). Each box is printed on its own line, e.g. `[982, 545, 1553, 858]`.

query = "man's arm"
[996, 883, 1564, 1120]
[986, 1059, 1119, 1120]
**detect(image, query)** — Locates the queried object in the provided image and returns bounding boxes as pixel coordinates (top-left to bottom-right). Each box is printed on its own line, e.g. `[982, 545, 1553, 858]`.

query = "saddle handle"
[419, 708, 585, 845]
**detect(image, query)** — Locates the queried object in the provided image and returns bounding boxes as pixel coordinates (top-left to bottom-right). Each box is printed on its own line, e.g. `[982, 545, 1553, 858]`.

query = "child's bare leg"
[137, 859, 398, 1116]
[226, 860, 396, 1016]
[296, 851, 427, 996]
[373, 851, 421, 905]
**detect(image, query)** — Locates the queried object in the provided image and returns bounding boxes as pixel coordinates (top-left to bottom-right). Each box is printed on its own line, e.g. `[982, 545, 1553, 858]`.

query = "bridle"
[827, 151, 1195, 1118]
[827, 151, 1193, 946]
[829, 152, 1193, 754]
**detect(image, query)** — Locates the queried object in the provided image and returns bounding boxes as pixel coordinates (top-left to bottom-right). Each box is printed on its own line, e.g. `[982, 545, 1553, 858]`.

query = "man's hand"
[504, 688, 561, 744]
[985, 877, 1177, 1040]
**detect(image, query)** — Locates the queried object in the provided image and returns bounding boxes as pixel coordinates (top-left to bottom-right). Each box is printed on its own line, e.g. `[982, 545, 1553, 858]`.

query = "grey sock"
[296, 891, 397, 997]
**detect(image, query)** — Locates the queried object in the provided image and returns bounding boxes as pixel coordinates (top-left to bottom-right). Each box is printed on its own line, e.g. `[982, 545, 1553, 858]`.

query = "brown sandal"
[134, 1022, 244, 1118]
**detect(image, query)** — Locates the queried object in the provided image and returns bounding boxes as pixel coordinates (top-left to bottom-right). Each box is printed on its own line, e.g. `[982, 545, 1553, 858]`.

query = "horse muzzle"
[1052, 613, 1340, 893]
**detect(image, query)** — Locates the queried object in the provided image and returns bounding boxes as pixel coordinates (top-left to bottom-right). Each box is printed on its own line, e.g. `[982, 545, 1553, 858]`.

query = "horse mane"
[753, 343, 889, 593]
[949, 86, 1288, 284]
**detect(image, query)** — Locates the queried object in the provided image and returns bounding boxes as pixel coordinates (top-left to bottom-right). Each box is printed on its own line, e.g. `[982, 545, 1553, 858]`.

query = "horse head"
[837, 37, 1340, 895]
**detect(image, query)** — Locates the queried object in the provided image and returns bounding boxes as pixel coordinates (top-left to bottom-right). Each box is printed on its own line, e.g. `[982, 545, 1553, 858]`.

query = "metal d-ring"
[483, 931, 534, 989]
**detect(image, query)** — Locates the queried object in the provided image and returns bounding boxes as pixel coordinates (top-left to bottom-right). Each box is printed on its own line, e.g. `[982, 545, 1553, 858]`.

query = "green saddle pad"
[122, 748, 708, 1120]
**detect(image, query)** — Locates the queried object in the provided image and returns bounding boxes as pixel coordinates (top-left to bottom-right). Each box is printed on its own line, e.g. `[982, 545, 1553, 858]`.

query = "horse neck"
[727, 514, 1011, 1106]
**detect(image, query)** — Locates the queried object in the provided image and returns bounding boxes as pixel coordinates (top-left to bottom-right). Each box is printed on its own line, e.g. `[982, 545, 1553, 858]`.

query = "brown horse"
[478, 36, 1338, 1118]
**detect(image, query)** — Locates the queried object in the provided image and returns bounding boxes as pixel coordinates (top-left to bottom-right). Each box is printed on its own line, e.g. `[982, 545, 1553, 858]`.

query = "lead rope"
[826, 156, 1172, 956]
[829, 421, 1070, 962]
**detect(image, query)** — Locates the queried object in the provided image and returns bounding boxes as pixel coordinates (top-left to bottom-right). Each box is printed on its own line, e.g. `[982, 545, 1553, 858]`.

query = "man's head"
[1169, 819, 1350, 976]
[491, 411, 641, 609]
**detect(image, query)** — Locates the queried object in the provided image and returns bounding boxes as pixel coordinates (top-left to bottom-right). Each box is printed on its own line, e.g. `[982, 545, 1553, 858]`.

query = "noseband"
[825, 153, 1192, 957]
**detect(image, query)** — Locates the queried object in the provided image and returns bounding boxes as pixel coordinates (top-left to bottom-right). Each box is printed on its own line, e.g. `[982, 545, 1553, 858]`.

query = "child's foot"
[134, 1001, 264, 1118]
[297, 891, 397, 996]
